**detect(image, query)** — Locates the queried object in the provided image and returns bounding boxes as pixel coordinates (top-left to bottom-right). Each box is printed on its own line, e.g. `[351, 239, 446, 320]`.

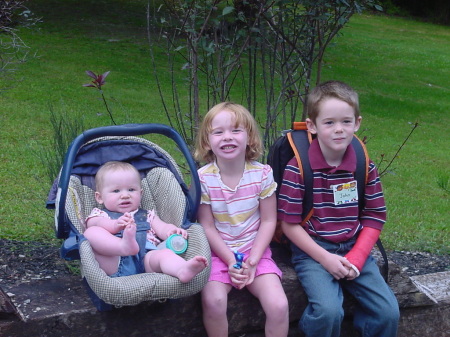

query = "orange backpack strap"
[270, 122, 313, 243]
[286, 122, 315, 225]
[292, 121, 308, 131]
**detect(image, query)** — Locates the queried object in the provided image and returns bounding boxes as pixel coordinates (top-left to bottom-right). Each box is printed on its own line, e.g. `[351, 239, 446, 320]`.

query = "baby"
[83, 161, 208, 282]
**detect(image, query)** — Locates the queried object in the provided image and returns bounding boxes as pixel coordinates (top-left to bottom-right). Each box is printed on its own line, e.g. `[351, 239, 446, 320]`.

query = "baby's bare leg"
[84, 225, 139, 275]
[144, 249, 208, 283]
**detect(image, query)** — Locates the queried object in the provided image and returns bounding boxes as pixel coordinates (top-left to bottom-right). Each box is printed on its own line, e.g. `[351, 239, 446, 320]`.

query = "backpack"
[268, 122, 389, 280]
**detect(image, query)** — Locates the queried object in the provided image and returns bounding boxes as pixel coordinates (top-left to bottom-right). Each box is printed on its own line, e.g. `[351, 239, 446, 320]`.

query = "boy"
[277, 81, 399, 337]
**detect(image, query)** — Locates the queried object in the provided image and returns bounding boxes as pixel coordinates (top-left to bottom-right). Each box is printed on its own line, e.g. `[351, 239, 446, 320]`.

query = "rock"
[1, 247, 449, 337]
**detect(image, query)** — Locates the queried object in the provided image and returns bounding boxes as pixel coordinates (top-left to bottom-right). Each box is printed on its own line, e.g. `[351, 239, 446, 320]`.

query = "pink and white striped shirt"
[198, 161, 277, 253]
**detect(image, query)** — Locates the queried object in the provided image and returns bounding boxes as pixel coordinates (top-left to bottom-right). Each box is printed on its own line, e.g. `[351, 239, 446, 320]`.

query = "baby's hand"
[167, 227, 188, 240]
[126, 212, 136, 224]
[116, 213, 134, 230]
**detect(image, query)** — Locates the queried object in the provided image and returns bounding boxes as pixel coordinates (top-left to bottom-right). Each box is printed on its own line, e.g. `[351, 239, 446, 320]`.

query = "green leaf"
[222, 6, 234, 16]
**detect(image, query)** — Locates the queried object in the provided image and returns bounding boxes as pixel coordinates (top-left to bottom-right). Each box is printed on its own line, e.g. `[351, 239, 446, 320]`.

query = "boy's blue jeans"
[291, 236, 400, 337]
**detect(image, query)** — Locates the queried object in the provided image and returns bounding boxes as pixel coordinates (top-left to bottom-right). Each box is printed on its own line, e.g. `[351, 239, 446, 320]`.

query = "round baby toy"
[158, 234, 188, 254]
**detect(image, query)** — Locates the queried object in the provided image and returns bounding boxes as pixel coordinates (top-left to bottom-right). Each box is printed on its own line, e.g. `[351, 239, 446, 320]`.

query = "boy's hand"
[345, 267, 358, 280]
[320, 252, 353, 280]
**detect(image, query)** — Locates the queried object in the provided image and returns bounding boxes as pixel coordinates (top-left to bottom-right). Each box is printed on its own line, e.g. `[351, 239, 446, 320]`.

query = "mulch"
[0, 239, 449, 288]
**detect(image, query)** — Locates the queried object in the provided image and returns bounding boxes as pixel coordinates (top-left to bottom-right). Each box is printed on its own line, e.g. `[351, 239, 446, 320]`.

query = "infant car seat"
[46, 123, 211, 311]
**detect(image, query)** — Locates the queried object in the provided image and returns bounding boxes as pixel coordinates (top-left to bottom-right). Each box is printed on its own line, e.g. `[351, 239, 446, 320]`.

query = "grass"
[318, 14, 450, 254]
[0, 0, 448, 254]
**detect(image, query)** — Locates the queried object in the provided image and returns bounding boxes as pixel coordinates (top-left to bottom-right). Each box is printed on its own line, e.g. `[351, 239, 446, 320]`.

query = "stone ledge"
[411, 271, 450, 305]
[1, 248, 448, 337]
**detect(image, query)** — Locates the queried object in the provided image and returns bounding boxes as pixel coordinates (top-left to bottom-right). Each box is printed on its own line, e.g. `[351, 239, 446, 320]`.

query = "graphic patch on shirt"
[331, 180, 358, 205]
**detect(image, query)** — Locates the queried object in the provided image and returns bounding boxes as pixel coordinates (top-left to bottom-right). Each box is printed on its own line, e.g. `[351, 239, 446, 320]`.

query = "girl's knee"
[272, 295, 289, 314]
[260, 290, 289, 324]
[202, 290, 228, 316]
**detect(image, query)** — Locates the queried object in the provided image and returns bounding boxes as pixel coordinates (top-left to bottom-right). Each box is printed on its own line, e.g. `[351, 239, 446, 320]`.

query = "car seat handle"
[56, 123, 200, 239]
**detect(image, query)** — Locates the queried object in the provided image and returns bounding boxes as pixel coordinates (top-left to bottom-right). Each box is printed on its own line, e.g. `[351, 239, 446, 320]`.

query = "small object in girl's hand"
[233, 251, 245, 269]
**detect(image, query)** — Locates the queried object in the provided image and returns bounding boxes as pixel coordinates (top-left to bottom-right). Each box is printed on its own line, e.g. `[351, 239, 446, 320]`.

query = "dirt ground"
[1, 239, 448, 288]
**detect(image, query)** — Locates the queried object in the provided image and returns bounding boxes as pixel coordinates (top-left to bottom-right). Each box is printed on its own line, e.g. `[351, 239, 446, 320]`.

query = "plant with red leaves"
[83, 71, 110, 90]
[83, 70, 116, 125]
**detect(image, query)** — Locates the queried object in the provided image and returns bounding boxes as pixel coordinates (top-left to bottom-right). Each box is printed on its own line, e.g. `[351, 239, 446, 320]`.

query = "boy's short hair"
[95, 161, 140, 191]
[307, 81, 360, 123]
[194, 102, 263, 163]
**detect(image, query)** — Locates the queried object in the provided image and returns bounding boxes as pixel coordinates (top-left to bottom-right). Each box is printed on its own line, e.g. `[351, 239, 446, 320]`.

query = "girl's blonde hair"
[307, 80, 360, 123]
[95, 161, 140, 191]
[194, 102, 263, 163]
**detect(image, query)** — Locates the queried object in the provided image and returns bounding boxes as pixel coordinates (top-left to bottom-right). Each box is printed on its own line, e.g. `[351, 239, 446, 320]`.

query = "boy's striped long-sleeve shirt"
[277, 139, 386, 243]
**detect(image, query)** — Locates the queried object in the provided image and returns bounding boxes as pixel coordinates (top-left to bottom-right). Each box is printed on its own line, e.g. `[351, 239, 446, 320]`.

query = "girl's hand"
[319, 252, 353, 280]
[228, 263, 249, 289]
[242, 259, 257, 286]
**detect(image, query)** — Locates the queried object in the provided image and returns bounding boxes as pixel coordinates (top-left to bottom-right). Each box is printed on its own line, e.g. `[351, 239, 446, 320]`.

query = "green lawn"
[318, 14, 449, 253]
[0, 1, 448, 254]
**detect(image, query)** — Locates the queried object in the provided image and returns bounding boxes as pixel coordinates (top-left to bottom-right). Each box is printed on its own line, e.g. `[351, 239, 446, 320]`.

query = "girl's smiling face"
[207, 109, 248, 164]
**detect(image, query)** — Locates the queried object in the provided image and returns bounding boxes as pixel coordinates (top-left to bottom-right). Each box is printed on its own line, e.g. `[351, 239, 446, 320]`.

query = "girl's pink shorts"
[208, 247, 282, 287]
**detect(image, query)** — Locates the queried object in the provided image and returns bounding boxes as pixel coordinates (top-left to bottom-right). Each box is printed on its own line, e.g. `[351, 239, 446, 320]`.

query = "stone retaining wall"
[1, 247, 449, 337]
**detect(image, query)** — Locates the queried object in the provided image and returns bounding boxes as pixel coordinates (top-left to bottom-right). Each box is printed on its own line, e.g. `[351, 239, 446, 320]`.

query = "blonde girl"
[195, 102, 289, 337]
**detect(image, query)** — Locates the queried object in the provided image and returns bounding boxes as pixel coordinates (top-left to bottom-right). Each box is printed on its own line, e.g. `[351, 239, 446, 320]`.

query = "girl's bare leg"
[247, 273, 289, 337]
[201, 281, 232, 337]
[144, 249, 208, 283]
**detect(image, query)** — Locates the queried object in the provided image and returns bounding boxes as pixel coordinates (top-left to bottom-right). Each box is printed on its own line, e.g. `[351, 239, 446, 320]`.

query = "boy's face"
[207, 109, 248, 165]
[307, 98, 361, 163]
[95, 169, 142, 213]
